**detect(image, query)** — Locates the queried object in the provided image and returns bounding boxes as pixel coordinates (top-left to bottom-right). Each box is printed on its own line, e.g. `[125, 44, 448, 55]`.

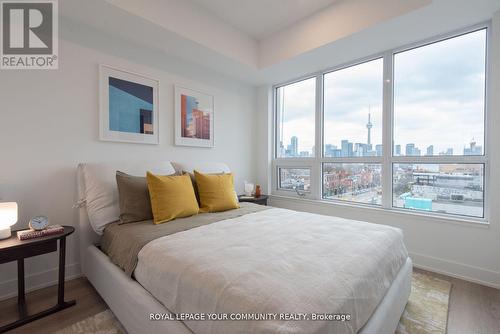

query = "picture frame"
[99, 64, 159, 144]
[174, 85, 215, 148]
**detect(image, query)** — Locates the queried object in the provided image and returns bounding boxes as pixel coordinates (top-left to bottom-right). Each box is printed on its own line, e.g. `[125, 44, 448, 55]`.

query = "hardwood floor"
[412, 268, 500, 334]
[0, 270, 499, 333]
[0, 278, 107, 334]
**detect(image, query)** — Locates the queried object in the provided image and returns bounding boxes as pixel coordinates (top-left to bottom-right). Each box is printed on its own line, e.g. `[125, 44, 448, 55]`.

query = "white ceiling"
[188, 0, 341, 39]
[61, 0, 500, 85]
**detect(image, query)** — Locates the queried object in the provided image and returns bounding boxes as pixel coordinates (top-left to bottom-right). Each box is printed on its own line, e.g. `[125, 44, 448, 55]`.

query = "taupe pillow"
[116, 171, 153, 224]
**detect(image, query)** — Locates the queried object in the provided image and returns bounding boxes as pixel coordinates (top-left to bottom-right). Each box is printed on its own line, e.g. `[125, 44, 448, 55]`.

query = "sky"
[324, 58, 383, 150]
[278, 28, 486, 156]
[278, 77, 316, 154]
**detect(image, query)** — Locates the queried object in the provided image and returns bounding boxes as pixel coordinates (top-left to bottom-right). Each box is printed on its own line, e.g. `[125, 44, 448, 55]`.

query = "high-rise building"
[426, 145, 434, 156]
[341, 140, 349, 157]
[192, 109, 208, 139]
[202, 113, 210, 139]
[325, 144, 338, 157]
[375, 144, 383, 156]
[279, 141, 285, 157]
[406, 143, 415, 156]
[290, 136, 298, 157]
[440, 148, 453, 156]
[181, 95, 198, 137]
[354, 143, 366, 157]
[395, 145, 401, 156]
[464, 139, 482, 155]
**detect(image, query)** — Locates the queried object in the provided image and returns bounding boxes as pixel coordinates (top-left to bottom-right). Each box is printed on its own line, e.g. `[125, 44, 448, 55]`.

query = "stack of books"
[239, 195, 255, 200]
[17, 225, 65, 241]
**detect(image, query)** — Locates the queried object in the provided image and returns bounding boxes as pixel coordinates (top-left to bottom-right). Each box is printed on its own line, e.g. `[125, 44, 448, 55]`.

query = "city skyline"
[279, 111, 483, 158]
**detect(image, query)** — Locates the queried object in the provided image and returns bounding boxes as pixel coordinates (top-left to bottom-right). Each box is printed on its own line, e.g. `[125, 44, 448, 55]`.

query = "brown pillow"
[116, 171, 153, 224]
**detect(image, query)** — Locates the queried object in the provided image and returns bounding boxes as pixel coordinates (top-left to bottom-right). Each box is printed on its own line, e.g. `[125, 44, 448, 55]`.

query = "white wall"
[0, 21, 258, 299]
[257, 11, 500, 289]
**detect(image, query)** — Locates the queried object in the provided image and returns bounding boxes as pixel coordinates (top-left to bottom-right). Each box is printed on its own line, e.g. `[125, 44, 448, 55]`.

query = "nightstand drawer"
[0, 240, 57, 264]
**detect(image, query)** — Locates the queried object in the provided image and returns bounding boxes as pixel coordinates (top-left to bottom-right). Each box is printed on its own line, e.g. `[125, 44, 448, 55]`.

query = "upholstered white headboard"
[76, 161, 232, 274]
[171, 161, 231, 174]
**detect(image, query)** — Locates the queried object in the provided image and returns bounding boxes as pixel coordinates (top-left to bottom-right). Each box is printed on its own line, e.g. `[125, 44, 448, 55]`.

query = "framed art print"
[99, 65, 159, 144]
[175, 85, 214, 147]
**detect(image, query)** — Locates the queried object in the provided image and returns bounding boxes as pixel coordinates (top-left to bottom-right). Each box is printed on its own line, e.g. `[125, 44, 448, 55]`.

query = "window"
[278, 168, 311, 192]
[324, 58, 383, 157]
[276, 77, 316, 158]
[391, 28, 487, 218]
[323, 163, 382, 205]
[393, 164, 484, 217]
[321, 58, 384, 206]
[273, 26, 488, 221]
[393, 29, 486, 157]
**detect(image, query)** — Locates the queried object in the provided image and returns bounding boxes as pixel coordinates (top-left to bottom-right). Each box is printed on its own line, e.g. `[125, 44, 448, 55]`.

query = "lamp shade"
[0, 202, 18, 229]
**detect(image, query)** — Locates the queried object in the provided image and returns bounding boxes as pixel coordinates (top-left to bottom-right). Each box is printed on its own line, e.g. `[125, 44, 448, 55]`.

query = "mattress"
[134, 207, 408, 334]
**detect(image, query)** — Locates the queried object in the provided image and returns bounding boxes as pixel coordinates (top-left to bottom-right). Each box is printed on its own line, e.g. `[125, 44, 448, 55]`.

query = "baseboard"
[410, 252, 500, 290]
[0, 262, 82, 301]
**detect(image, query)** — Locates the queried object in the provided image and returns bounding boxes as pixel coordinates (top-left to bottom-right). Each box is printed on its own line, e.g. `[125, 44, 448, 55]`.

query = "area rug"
[56, 271, 451, 334]
[396, 271, 451, 334]
[53, 309, 125, 334]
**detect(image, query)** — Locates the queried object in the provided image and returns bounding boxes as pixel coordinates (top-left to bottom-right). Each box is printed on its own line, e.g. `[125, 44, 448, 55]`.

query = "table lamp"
[0, 202, 17, 239]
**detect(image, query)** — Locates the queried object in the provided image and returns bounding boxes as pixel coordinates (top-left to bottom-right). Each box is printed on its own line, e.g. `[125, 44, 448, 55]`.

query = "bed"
[76, 161, 412, 334]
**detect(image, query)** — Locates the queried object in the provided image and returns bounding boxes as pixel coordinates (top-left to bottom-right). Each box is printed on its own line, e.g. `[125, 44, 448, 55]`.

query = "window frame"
[277, 166, 313, 193]
[271, 22, 490, 224]
[275, 75, 318, 159]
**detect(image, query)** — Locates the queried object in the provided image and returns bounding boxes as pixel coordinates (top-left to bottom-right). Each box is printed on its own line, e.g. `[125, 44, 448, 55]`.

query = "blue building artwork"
[108, 77, 154, 134]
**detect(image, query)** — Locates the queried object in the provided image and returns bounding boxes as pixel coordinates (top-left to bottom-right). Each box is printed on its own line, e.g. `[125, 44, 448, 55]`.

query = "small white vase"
[244, 181, 254, 196]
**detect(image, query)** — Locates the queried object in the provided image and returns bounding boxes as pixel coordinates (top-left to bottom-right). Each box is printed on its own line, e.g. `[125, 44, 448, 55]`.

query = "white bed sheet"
[135, 208, 409, 334]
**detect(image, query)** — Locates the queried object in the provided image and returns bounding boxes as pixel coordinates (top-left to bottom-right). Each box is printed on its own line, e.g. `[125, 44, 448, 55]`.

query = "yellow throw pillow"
[146, 172, 199, 224]
[194, 170, 240, 213]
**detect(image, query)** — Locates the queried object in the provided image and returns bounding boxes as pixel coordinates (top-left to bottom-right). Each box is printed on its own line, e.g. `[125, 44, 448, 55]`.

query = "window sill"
[269, 194, 490, 229]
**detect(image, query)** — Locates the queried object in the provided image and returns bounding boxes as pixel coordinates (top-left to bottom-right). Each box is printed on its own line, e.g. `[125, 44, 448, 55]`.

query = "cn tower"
[366, 106, 372, 146]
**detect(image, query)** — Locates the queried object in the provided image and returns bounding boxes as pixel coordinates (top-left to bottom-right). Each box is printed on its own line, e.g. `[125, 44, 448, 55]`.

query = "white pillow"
[172, 162, 231, 175]
[80, 161, 176, 235]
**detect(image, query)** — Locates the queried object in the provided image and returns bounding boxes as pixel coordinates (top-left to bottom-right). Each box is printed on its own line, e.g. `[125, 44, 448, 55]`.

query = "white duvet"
[135, 208, 408, 334]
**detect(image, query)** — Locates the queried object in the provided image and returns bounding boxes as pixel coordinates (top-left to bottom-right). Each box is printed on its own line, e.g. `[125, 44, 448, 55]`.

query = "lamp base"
[0, 227, 11, 240]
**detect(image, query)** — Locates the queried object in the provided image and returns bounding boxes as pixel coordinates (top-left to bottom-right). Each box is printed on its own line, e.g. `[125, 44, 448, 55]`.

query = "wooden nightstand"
[238, 195, 269, 206]
[0, 226, 76, 333]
